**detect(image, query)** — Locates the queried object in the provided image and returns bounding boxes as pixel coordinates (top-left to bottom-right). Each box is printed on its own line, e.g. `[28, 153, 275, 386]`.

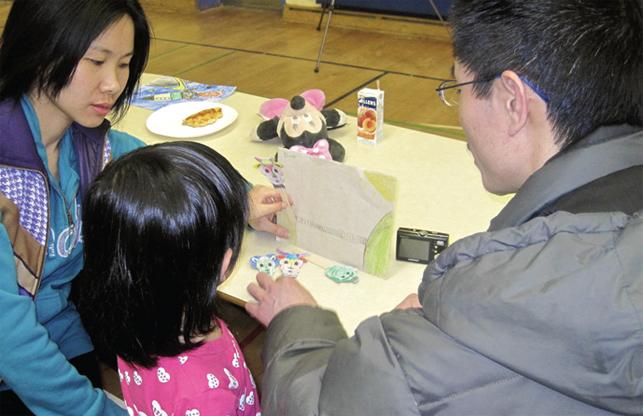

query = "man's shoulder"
[415, 210, 643, 413]
[433, 210, 633, 276]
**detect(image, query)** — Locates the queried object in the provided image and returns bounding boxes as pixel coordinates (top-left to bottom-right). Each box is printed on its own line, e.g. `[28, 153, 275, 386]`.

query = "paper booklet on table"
[131, 76, 236, 111]
[276, 148, 397, 277]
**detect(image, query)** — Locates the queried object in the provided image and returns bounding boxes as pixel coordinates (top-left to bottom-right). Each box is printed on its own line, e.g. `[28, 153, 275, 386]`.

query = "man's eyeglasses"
[435, 75, 549, 107]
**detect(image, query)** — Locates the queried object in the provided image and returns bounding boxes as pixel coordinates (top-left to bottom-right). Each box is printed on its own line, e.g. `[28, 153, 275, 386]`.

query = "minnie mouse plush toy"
[254, 89, 347, 162]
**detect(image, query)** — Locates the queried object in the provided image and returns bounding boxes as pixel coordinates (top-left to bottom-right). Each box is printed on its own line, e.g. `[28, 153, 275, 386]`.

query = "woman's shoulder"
[107, 129, 146, 159]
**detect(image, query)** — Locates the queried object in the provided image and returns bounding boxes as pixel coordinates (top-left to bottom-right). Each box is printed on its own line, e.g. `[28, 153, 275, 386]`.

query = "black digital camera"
[396, 227, 449, 264]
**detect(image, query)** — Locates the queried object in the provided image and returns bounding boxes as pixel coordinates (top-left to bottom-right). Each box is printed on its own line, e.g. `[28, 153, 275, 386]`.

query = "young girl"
[77, 142, 261, 416]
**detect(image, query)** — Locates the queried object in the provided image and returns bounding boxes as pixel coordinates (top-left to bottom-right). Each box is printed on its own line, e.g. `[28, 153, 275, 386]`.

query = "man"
[246, 0, 643, 414]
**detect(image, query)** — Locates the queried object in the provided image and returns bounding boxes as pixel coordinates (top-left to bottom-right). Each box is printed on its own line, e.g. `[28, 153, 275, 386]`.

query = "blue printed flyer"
[132, 76, 236, 111]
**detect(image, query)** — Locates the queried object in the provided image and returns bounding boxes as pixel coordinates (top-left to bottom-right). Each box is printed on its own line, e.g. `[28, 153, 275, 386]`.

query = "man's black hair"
[450, 0, 642, 148]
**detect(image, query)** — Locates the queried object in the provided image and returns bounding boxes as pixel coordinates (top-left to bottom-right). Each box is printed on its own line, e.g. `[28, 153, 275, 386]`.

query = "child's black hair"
[77, 141, 248, 368]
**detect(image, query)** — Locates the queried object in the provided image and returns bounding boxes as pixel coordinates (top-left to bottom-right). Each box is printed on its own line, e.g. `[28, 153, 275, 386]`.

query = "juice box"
[357, 87, 384, 144]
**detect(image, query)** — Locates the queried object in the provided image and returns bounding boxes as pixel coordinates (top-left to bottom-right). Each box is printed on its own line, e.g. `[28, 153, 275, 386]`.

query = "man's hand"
[247, 185, 291, 238]
[245, 272, 317, 327]
[395, 293, 421, 310]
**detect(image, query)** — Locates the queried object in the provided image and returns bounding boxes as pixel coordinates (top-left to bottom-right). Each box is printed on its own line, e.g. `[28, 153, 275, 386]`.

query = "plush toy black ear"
[255, 117, 279, 141]
[321, 108, 347, 130]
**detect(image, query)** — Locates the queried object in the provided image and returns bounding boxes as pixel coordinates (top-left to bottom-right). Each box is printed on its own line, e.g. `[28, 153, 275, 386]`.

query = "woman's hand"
[247, 185, 291, 238]
[245, 272, 317, 327]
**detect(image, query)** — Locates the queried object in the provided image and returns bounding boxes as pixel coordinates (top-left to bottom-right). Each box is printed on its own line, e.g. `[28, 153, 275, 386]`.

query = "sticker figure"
[276, 249, 308, 277]
[253, 156, 298, 241]
[254, 156, 284, 187]
[249, 253, 278, 277]
[324, 265, 359, 284]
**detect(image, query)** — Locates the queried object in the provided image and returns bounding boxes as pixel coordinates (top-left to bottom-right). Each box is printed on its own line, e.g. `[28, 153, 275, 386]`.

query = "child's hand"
[245, 272, 317, 327]
[247, 185, 291, 238]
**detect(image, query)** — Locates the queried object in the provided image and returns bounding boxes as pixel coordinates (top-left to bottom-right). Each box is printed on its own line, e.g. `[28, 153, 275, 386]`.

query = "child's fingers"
[252, 200, 283, 219]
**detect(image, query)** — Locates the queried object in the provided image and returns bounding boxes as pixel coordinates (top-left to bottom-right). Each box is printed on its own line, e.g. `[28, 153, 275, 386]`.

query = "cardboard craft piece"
[276, 148, 397, 277]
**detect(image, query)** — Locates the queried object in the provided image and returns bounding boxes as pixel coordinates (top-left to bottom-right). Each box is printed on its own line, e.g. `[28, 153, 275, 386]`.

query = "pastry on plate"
[183, 107, 223, 128]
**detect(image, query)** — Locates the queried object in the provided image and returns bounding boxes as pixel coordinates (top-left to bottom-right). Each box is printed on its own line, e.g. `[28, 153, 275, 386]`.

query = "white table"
[114, 74, 510, 333]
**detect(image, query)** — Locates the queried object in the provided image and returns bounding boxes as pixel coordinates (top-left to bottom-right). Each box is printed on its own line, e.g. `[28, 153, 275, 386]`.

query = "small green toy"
[325, 265, 359, 284]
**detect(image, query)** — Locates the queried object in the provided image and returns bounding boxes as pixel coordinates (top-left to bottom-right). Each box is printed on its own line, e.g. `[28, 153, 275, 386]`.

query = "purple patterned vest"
[0, 99, 112, 298]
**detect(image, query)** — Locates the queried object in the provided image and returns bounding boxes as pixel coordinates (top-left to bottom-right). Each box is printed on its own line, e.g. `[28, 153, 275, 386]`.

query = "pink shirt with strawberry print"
[117, 320, 261, 416]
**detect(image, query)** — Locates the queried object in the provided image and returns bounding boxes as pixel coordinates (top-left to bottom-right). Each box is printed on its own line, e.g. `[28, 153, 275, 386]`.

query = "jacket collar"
[0, 98, 110, 199]
[488, 125, 643, 231]
[0, 99, 46, 171]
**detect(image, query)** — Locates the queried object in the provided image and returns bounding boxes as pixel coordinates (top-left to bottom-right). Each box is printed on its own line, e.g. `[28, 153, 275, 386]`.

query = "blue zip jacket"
[0, 97, 144, 415]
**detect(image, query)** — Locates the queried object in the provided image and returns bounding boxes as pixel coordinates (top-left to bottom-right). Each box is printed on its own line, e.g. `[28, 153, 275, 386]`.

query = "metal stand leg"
[427, 0, 447, 26]
[316, 4, 327, 31]
[314, 0, 335, 73]
[314, 0, 442, 73]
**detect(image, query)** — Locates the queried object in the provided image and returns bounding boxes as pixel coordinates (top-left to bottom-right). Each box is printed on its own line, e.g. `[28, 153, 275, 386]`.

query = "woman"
[0, 1, 286, 414]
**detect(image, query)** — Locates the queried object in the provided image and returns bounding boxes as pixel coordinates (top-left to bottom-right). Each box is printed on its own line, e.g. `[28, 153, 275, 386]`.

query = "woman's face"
[53, 15, 135, 128]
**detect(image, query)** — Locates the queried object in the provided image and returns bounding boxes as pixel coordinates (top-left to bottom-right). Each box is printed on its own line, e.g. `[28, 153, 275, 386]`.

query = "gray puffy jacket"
[261, 126, 643, 415]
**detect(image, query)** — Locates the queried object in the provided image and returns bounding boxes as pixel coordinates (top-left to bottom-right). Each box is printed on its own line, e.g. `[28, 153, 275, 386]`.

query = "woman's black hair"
[77, 142, 248, 368]
[450, 0, 642, 148]
[0, 0, 150, 121]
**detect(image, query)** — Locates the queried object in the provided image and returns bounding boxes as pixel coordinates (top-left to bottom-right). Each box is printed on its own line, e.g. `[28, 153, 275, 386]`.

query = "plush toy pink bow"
[259, 89, 325, 119]
[289, 139, 332, 160]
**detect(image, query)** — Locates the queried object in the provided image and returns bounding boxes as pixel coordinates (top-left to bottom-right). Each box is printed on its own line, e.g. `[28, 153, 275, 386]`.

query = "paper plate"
[145, 101, 238, 138]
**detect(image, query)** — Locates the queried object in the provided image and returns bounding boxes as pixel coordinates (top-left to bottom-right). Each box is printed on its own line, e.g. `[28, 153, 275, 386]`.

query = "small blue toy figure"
[249, 253, 278, 276]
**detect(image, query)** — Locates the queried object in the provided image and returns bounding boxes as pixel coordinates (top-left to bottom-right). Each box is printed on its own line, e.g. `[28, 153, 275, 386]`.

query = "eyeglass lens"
[438, 83, 460, 107]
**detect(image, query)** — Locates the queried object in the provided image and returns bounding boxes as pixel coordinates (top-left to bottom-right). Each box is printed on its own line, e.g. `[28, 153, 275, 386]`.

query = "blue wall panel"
[317, 0, 451, 19]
